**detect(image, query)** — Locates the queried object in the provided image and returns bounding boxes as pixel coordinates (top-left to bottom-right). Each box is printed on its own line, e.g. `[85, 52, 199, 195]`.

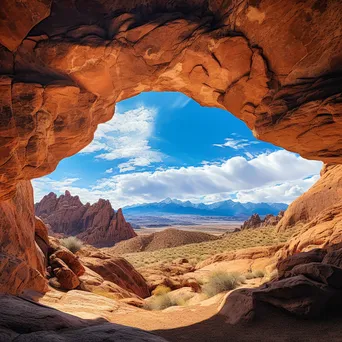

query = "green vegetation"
[121, 226, 299, 269]
[201, 271, 244, 298]
[60, 236, 83, 253]
[152, 285, 171, 296]
[146, 288, 194, 310]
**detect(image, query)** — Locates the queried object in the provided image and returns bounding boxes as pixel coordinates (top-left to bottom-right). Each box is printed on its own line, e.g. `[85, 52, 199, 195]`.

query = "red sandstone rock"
[80, 253, 150, 298]
[0, 1, 341, 201]
[35, 191, 136, 247]
[0, 181, 48, 296]
[241, 213, 262, 229]
[241, 211, 284, 230]
[0, 294, 166, 341]
[323, 248, 342, 269]
[288, 262, 342, 289]
[53, 247, 85, 277]
[50, 257, 80, 290]
[277, 249, 327, 278]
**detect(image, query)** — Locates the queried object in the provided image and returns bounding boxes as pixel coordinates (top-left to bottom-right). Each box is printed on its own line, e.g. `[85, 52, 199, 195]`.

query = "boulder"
[53, 247, 85, 277]
[253, 275, 341, 317]
[288, 262, 342, 289]
[79, 266, 141, 300]
[277, 249, 327, 278]
[80, 255, 150, 298]
[50, 257, 80, 290]
[218, 289, 255, 324]
[322, 248, 342, 268]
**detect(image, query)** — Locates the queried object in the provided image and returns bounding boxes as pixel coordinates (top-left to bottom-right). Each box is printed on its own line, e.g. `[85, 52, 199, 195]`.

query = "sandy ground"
[153, 306, 342, 342]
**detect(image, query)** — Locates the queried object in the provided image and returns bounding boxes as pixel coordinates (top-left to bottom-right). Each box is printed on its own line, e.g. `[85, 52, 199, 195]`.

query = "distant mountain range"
[123, 198, 287, 218]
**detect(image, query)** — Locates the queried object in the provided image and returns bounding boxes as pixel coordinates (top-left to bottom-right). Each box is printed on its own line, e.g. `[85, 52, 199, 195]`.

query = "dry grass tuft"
[60, 236, 83, 253]
[201, 271, 244, 298]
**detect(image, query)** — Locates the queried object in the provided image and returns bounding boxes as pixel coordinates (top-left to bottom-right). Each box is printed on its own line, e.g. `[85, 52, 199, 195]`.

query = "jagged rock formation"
[241, 211, 284, 229]
[35, 191, 136, 247]
[0, 0, 341, 201]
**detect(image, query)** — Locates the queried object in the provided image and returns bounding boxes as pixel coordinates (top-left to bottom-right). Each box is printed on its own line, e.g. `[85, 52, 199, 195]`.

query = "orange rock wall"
[0, 0, 341, 200]
[0, 181, 47, 295]
[0, 0, 342, 295]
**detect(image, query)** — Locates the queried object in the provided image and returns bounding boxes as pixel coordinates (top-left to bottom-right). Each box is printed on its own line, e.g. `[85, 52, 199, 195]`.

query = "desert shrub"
[252, 269, 265, 278]
[146, 290, 194, 310]
[145, 293, 173, 310]
[244, 269, 265, 280]
[152, 285, 171, 296]
[60, 236, 83, 253]
[201, 271, 243, 297]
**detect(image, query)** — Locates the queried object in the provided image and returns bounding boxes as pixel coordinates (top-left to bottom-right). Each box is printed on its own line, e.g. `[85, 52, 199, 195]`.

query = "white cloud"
[33, 150, 323, 207]
[213, 137, 259, 149]
[79, 106, 163, 172]
[105, 168, 113, 174]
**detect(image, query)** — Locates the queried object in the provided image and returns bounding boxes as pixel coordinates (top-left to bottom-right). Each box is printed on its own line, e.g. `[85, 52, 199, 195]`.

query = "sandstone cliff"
[35, 191, 136, 247]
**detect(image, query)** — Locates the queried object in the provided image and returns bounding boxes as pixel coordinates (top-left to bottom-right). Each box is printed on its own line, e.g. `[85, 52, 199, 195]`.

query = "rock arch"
[0, 0, 341, 294]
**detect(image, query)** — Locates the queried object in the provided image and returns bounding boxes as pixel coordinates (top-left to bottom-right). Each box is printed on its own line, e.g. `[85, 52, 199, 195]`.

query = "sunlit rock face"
[0, 181, 48, 296]
[35, 191, 137, 247]
[0, 0, 342, 296]
[0, 0, 342, 200]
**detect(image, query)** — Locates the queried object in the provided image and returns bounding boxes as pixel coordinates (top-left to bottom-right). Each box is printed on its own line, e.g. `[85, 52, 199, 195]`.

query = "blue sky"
[33, 92, 323, 207]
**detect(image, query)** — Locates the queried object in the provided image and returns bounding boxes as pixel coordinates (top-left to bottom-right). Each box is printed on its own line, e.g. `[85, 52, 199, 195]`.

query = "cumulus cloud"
[80, 106, 163, 172]
[105, 168, 113, 174]
[33, 150, 322, 207]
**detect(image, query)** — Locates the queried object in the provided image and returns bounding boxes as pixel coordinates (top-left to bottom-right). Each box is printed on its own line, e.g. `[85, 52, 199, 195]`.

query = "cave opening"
[1, 0, 342, 340]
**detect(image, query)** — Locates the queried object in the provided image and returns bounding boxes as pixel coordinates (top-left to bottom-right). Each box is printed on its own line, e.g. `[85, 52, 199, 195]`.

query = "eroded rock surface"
[0, 294, 166, 341]
[0, 0, 341, 200]
[0, 181, 48, 296]
[35, 191, 136, 247]
[79, 248, 150, 298]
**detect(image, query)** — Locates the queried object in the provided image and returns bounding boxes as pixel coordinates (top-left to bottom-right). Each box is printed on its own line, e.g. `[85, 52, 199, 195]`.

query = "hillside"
[109, 228, 219, 254]
[124, 198, 287, 217]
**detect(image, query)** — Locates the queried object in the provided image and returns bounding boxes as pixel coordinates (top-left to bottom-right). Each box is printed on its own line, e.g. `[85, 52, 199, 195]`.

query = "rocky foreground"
[2, 165, 342, 340]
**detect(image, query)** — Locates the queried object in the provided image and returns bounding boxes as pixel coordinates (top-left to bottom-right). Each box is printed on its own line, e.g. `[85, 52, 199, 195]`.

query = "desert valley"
[1, 0, 342, 341]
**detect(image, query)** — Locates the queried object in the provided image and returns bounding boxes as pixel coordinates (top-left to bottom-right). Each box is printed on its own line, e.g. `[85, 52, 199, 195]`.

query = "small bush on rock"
[152, 285, 171, 296]
[245, 269, 265, 280]
[60, 236, 83, 254]
[146, 293, 173, 310]
[202, 271, 243, 297]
